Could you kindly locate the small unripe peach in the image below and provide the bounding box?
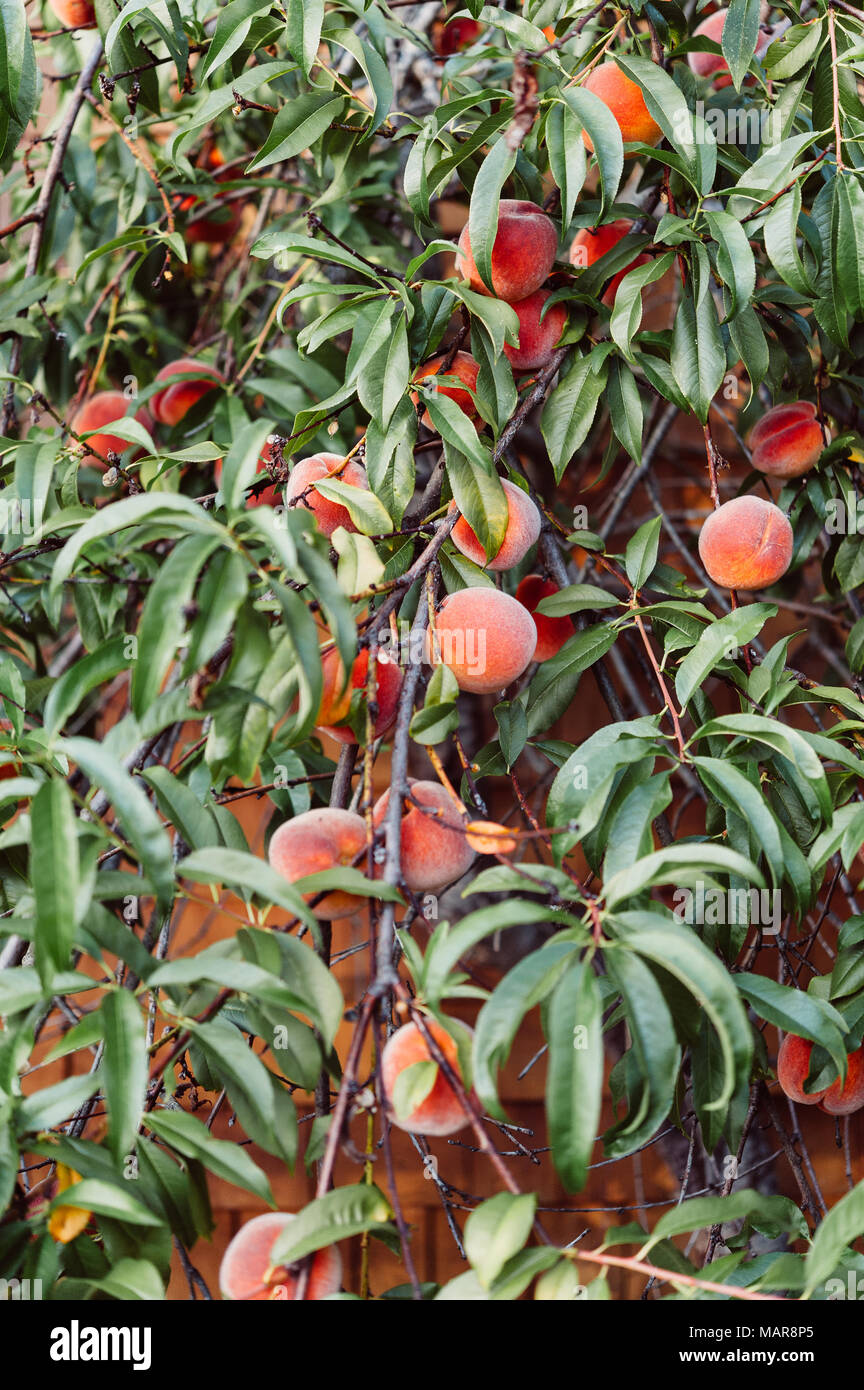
[412,351,480,429]
[451,479,541,571]
[268,808,367,920]
[381,1018,471,1136]
[697,496,793,591]
[748,401,825,480]
[581,61,663,151]
[515,574,572,662]
[569,220,651,306]
[501,290,568,372]
[425,586,538,693]
[219,1212,342,1301]
[284,453,368,537]
[372,779,475,893]
[151,358,223,426]
[455,200,558,301]
[51,0,96,27]
[68,391,152,466]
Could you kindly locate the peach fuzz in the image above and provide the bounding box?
[51,0,96,27]
[697,496,793,591]
[748,401,825,480]
[151,358,224,426]
[381,1018,472,1136]
[219,1212,342,1301]
[268,807,367,920]
[569,220,651,306]
[502,290,568,372]
[412,351,480,429]
[515,574,572,662]
[425,586,537,693]
[372,779,476,893]
[581,62,662,151]
[451,479,541,571]
[284,452,368,537]
[455,199,558,302]
[68,391,152,465]
[687,11,772,86]
[316,644,403,745]
[777,1033,827,1105]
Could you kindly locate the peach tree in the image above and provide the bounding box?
[1,0,864,1303]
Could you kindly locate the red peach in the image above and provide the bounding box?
[51,0,96,26]
[821,1045,864,1116]
[372,779,476,893]
[501,289,568,371]
[219,1212,342,1301]
[68,391,153,466]
[777,1034,827,1106]
[381,1018,472,1137]
[569,219,652,306]
[284,453,368,537]
[214,445,283,508]
[268,807,367,920]
[316,645,403,745]
[697,496,793,591]
[515,574,572,662]
[433,16,484,55]
[451,478,541,572]
[748,401,825,480]
[455,199,558,301]
[425,586,538,693]
[581,61,663,151]
[151,358,224,426]
[412,351,480,430]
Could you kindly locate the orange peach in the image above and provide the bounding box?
[51,0,96,27]
[372,779,475,893]
[425,586,537,693]
[697,496,793,591]
[581,61,663,151]
[381,1018,471,1136]
[777,1034,827,1106]
[316,645,403,745]
[151,358,224,426]
[455,199,558,301]
[284,453,368,537]
[501,289,568,371]
[68,391,152,465]
[515,574,572,662]
[412,351,480,429]
[748,401,825,480]
[268,808,367,920]
[569,219,651,306]
[219,1212,342,1301]
[451,479,541,571]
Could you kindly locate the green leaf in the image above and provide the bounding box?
[100,989,148,1166]
[246,94,344,173]
[721,0,763,91]
[145,1109,274,1205]
[466,138,517,293]
[48,1178,161,1227]
[735,975,848,1080]
[609,254,674,361]
[625,515,662,591]
[132,533,221,717]
[804,1182,864,1294]
[464,1192,536,1287]
[546,957,603,1192]
[559,88,623,219]
[80,1257,165,1301]
[269,1184,395,1264]
[541,351,609,482]
[285,0,324,77]
[392,1061,438,1121]
[675,604,776,709]
[645,1191,806,1252]
[706,209,757,320]
[31,780,79,987]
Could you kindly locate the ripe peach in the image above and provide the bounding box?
[455,199,558,301]
[372,779,475,893]
[381,1018,471,1136]
[412,351,480,429]
[68,391,153,465]
[451,478,541,571]
[151,358,224,426]
[284,453,368,537]
[180,145,243,246]
[268,807,367,920]
[51,0,96,27]
[569,220,651,306]
[501,289,567,371]
[433,15,484,55]
[697,496,793,591]
[581,61,663,151]
[465,820,518,855]
[219,1212,342,1301]
[425,586,537,693]
[777,1034,827,1106]
[687,10,772,86]
[515,574,572,662]
[748,401,825,480]
[316,645,403,745]
[821,1045,864,1116]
